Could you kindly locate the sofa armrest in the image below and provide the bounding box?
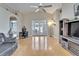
[4,37,16,43]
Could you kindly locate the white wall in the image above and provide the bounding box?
[0,3,75,39]
[22,11,53,36]
[52,3,76,40]
[0,6,22,36]
[61,3,75,20]
[52,10,60,39]
[17,13,23,32]
[0,4,62,39]
[22,10,60,39]
[53,3,75,39]
[0,7,13,36]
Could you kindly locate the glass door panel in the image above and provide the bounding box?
[32,20,48,50]
[34,23,39,35]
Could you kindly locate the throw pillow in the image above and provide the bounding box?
[0,36,4,44]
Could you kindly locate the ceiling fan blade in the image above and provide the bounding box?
[30,5,38,8]
[42,8,46,13]
[35,9,39,12]
[43,5,52,8]
[39,3,43,6]
[38,5,52,8]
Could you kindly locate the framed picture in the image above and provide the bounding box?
[74,3,79,16]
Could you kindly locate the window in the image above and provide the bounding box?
[32,20,48,35]
[9,16,17,37]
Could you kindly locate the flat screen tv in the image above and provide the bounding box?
[68,21,79,38]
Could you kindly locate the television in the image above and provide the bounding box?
[68,21,79,38]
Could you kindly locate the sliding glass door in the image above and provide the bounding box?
[32,20,48,36]
[32,20,48,50]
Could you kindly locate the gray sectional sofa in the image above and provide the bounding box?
[0,33,17,56]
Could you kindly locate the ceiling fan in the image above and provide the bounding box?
[30,3,52,13]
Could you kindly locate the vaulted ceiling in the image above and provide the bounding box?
[0,3,62,14]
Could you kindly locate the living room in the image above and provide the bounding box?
[0,3,79,56]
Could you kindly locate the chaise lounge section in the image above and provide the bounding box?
[0,33,17,56]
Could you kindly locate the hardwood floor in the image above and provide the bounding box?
[12,37,72,56]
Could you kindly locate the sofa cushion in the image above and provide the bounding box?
[0,33,5,44]
[0,33,16,43]
[0,42,17,56]
[0,37,4,44]
[4,37,16,43]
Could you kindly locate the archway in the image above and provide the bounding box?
[9,16,17,37]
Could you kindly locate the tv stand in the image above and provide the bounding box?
[60,35,79,55]
[59,19,79,55]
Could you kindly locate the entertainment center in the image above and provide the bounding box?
[59,18,79,56]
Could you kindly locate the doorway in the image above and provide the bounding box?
[32,20,48,50]
[9,16,17,37]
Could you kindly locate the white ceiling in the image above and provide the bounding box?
[1,3,62,14]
